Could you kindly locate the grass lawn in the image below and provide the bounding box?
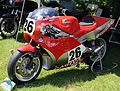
[0,32,120,91]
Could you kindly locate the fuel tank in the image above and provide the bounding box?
[52,16,80,34]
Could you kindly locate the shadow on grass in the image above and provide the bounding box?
[17,68,96,88]
[102,43,120,76]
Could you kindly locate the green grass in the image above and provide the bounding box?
[0,33,120,91]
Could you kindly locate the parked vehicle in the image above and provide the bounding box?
[0,1,7,17]
[0,0,18,38]
[7,7,114,83]
[0,0,38,39]
[0,7,19,39]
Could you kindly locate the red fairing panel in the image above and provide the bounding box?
[32,34,81,60]
[24,17,81,60]
[74,23,97,38]
[52,16,80,34]
[82,15,111,27]
[93,15,111,27]
[74,15,113,38]
[24,19,51,41]
[17,44,36,52]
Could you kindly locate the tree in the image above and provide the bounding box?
[113,0,120,22]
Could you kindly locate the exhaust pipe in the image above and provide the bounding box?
[94,45,104,53]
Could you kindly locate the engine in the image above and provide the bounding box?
[40,24,70,39]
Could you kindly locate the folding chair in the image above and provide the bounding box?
[87,4,103,16]
[109,16,120,44]
[95,8,103,17]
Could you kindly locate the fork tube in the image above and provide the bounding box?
[28,44,40,68]
[33,44,40,57]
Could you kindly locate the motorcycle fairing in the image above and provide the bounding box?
[36,36,82,60]
[74,16,114,42]
[23,17,82,61]
[96,19,114,38]
[68,45,86,63]
[17,44,36,52]
[24,28,86,70]
[42,44,86,70]
[74,22,97,38]
[77,20,114,43]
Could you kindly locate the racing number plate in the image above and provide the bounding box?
[24,18,35,36]
[68,45,86,63]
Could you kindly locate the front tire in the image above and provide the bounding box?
[7,51,42,83]
[84,37,107,66]
[0,17,18,39]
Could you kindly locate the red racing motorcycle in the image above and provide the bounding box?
[7,7,114,83]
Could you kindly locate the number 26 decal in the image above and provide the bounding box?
[68,45,86,63]
[24,18,35,35]
[68,46,81,62]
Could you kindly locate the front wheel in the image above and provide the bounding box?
[84,37,107,66]
[0,17,18,39]
[7,51,42,83]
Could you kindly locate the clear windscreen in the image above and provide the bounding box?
[27,7,59,20]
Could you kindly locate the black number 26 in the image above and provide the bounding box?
[69,47,81,61]
[24,20,34,33]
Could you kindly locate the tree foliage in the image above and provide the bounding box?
[73,0,119,18]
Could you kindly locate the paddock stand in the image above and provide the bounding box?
[91,51,103,73]
[90,51,118,74]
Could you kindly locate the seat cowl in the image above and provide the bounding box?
[74,23,97,38]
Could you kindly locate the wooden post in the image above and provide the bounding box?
[38,0,41,8]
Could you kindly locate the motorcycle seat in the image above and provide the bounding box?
[79,15,95,26]
[82,15,95,23]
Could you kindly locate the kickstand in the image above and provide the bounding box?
[91,53,103,73]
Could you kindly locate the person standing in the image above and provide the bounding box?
[61,0,76,13]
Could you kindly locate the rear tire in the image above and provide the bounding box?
[84,37,107,66]
[7,51,42,83]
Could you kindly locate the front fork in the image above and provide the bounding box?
[28,44,41,69]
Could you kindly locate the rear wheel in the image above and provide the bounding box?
[0,17,18,39]
[7,51,42,83]
[84,37,107,66]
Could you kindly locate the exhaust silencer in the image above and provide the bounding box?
[94,45,104,53]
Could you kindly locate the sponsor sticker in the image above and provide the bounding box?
[0,77,16,91]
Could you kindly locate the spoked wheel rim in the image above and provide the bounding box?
[1,18,18,37]
[90,38,107,62]
[15,52,40,82]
